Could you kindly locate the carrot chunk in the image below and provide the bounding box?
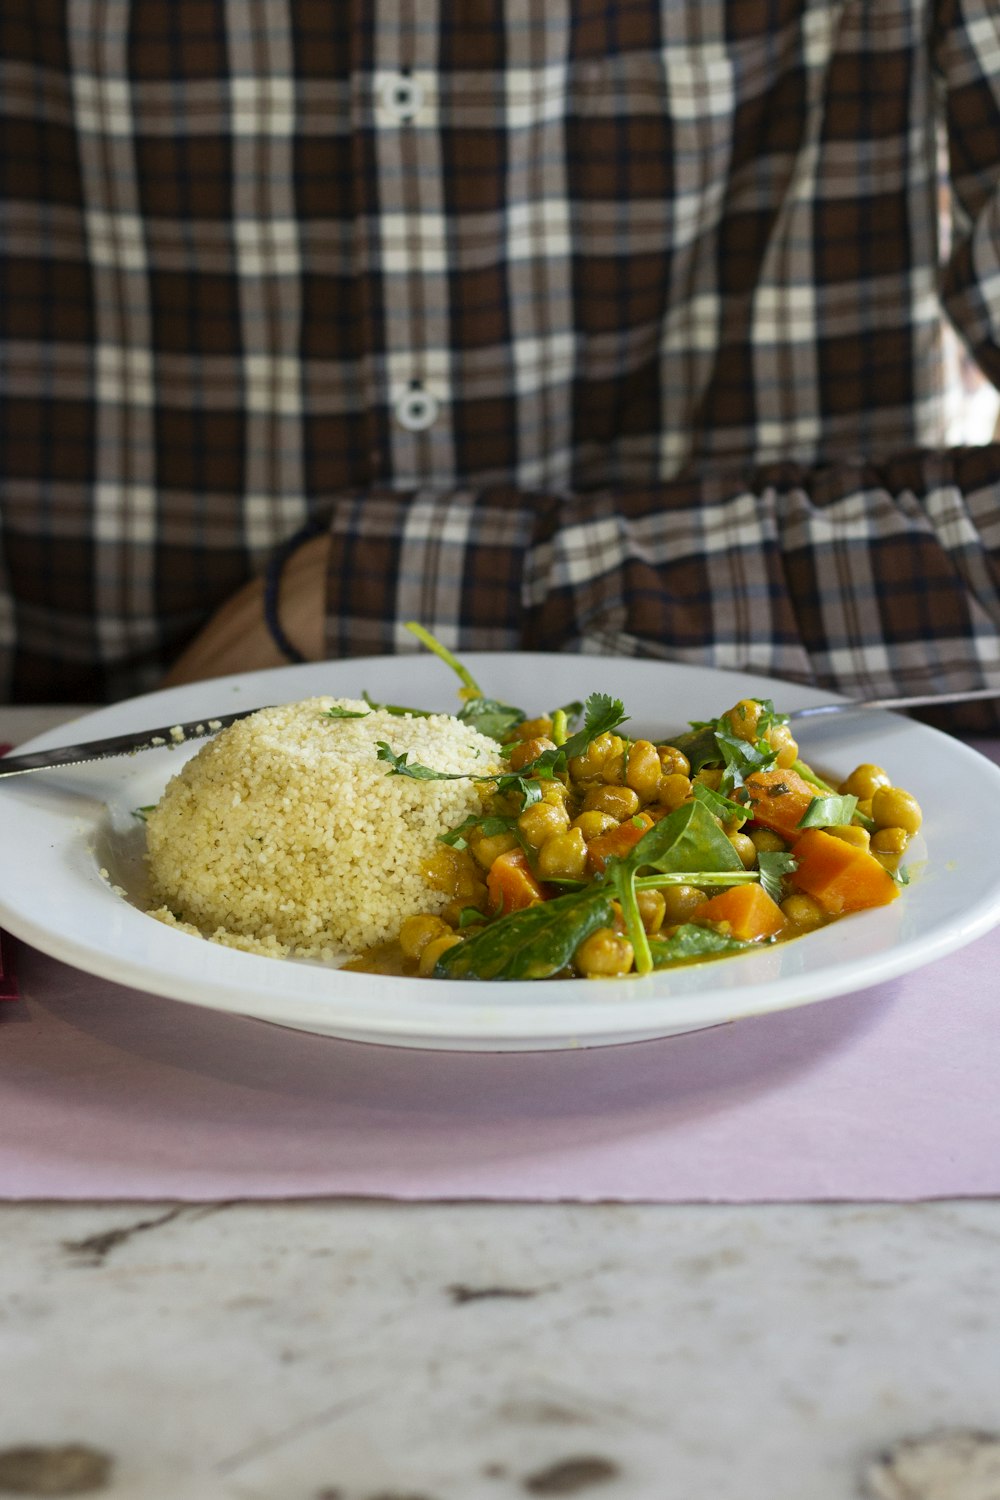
[690,883,787,941]
[486,847,546,914]
[585,813,655,875]
[789,827,899,915]
[742,767,818,841]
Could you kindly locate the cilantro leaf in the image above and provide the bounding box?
[323,705,371,720]
[756,850,798,903]
[512,693,629,782]
[691,780,748,824]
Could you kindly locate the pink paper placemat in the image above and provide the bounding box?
[2,737,997,1205]
[2,926,998,1203]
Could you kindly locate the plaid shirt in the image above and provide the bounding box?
[3,1,1000,724]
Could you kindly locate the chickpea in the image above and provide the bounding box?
[871,826,909,857]
[581,784,641,820]
[636,889,666,934]
[418,931,464,977]
[571,809,618,840]
[657,772,692,811]
[766,722,799,769]
[600,751,626,786]
[423,844,483,897]
[694,767,723,791]
[574,928,634,977]
[468,827,520,870]
[659,883,706,924]
[750,827,787,854]
[657,744,691,777]
[728,831,758,869]
[507,735,556,771]
[511,715,553,742]
[517,799,570,850]
[871,826,908,874]
[871,786,922,836]
[399,913,452,961]
[567,731,623,783]
[624,740,663,803]
[827,824,871,851]
[440,891,487,926]
[726,698,762,742]
[839,762,891,800]
[780,893,825,932]
[539,779,571,806]
[536,827,588,881]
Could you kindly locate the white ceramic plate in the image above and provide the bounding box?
[1,654,998,1050]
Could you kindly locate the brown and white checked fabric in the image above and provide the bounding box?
[2,1,1000,722]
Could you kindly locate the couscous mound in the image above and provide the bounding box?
[144,698,500,959]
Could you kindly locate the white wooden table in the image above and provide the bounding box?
[3,708,998,1500]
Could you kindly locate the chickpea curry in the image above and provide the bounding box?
[348,627,923,981]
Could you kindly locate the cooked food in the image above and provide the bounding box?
[145,698,500,958]
[142,630,922,979]
[385,690,920,980]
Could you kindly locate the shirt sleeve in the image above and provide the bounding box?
[935,0,1000,383]
[322,446,1000,731]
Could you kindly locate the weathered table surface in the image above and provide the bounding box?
[3,708,998,1500]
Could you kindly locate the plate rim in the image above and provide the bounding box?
[2,653,999,1049]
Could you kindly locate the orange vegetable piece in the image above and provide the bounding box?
[789,828,899,915]
[742,767,818,841]
[690,883,787,941]
[585,813,654,874]
[486,847,546,914]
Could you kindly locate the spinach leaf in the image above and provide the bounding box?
[602,860,650,974]
[601,799,746,975]
[796,792,859,829]
[648,923,757,967]
[623,799,746,877]
[668,723,720,774]
[458,697,525,741]
[435,887,615,980]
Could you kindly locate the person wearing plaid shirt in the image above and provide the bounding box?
[2,1,1000,727]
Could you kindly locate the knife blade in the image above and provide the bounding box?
[789,685,999,719]
[0,707,270,778]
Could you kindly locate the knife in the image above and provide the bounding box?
[788,684,999,719]
[0,707,270,779]
[0,684,996,780]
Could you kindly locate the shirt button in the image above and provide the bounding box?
[379,72,424,122]
[395,385,439,432]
